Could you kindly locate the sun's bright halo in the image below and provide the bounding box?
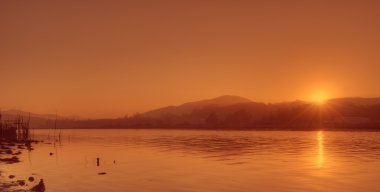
[311,91,329,104]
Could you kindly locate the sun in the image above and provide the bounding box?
[311,91,329,104]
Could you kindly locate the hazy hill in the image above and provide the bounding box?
[142,96,311,122]
[2,110,63,120]
[1,110,77,128]
[143,95,252,118]
[328,97,380,106]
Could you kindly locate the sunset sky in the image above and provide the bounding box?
[1,0,380,118]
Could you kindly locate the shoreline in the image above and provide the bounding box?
[0,138,44,192]
[30,127,380,132]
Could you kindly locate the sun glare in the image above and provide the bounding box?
[311,91,329,104]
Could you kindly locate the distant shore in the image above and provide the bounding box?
[30,127,380,131]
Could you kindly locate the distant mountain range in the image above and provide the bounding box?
[143,95,253,118]
[1,110,79,128]
[2,95,380,130]
[142,95,380,122]
[328,97,380,106]
[2,109,65,120]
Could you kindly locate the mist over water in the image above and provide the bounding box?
[4,129,380,192]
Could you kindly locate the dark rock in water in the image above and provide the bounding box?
[1,145,11,150]
[17,180,26,186]
[30,179,45,192]
[28,176,35,182]
[98,172,107,175]
[49,152,53,156]
[9,175,15,179]
[0,156,20,163]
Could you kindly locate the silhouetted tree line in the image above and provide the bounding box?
[34,101,380,130]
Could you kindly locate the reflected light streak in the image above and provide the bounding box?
[317,131,324,167]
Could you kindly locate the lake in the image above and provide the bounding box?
[3,129,380,192]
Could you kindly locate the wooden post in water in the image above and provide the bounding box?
[27,112,31,140]
[17,114,20,140]
[54,111,57,142]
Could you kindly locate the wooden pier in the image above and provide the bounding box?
[0,111,30,141]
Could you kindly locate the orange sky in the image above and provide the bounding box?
[1,0,380,118]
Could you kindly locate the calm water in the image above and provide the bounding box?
[4,129,380,192]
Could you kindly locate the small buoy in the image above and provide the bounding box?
[49,152,53,156]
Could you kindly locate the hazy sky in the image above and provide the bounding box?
[1,0,380,118]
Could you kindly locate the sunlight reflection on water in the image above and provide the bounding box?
[317,131,324,168]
